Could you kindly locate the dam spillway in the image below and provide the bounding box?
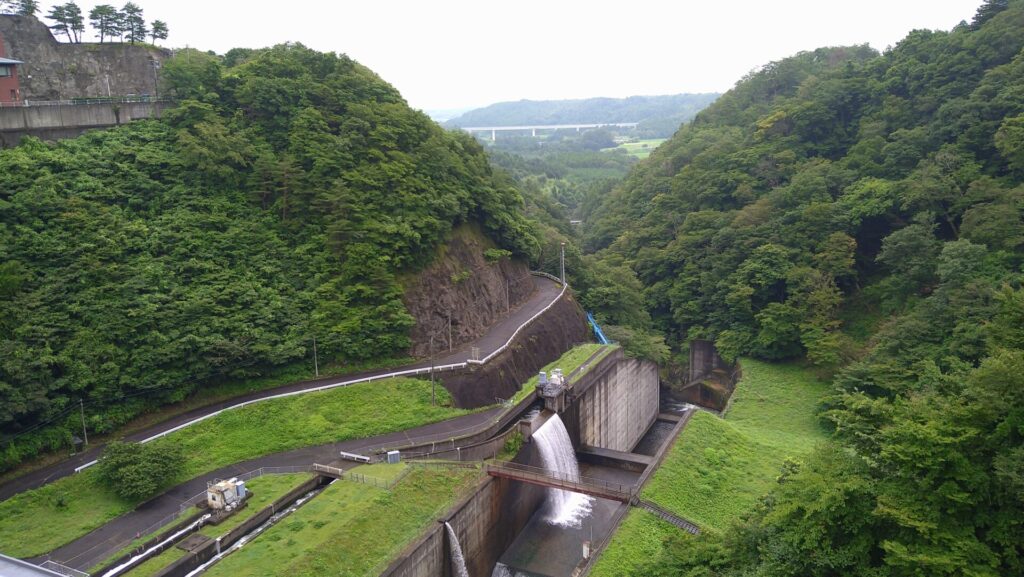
[532,414,593,528]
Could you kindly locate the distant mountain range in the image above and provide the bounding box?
[444,93,720,137]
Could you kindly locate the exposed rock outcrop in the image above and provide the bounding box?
[0,15,168,100]
[403,225,536,358]
[440,292,590,407]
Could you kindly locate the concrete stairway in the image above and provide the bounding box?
[633,498,701,535]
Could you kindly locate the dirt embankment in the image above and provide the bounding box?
[441,292,590,408]
[403,225,536,358]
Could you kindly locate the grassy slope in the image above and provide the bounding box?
[107,473,313,577]
[203,466,480,577]
[0,378,466,558]
[512,343,611,403]
[591,359,829,576]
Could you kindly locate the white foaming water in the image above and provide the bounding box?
[445,522,470,577]
[491,562,537,577]
[532,414,592,527]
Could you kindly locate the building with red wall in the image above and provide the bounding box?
[0,32,23,104]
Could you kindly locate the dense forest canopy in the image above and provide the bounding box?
[0,44,537,470]
[446,93,720,138]
[585,0,1024,574]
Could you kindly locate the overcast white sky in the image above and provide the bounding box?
[69,0,983,111]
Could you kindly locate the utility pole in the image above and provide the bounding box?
[313,336,319,377]
[448,313,452,353]
[79,399,88,446]
[430,335,436,406]
[560,242,566,285]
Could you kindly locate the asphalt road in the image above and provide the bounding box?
[0,276,562,504]
[37,407,506,570]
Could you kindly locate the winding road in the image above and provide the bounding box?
[0,276,563,505]
[37,409,507,570]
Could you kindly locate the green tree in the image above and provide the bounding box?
[995,115,1024,174]
[15,0,38,15]
[88,4,118,43]
[119,2,145,44]
[96,441,184,501]
[64,1,83,42]
[149,19,167,44]
[45,4,72,42]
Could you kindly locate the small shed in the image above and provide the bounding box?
[206,477,247,510]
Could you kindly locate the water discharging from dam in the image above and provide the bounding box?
[532,414,592,527]
[445,522,470,577]
[528,416,593,528]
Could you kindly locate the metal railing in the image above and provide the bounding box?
[0,96,173,108]
[312,463,410,490]
[74,273,567,475]
[468,274,567,366]
[484,461,636,502]
[58,465,314,571]
[39,560,90,577]
[635,498,700,535]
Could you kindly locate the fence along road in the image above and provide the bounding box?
[0,274,566,502]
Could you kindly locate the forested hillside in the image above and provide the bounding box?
[586,1,1024,575]
[0,44,537,471]
[446,93,719,137]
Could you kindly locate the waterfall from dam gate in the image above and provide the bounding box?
[533,414,593,528]
[445,522,470,577]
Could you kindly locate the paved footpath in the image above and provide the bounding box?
[0,276,562,504]
[36,407,505,570]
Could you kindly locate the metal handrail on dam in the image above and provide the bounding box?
[484,461,636,503]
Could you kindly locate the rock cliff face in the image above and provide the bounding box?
[403,225,536,358]
[441,293,590,407]
[0,15,168,100]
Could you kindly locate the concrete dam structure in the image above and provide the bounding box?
[381,349,663,577]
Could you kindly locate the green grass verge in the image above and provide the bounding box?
[100,473,313,577]
[590,509,679,576]
[0,355,412,489]
[511,343,611,404]
[0,378,465,558]
[198,473,314,538]
[591,359,829,577]
[203,466,480,577]
[350,462,408,483]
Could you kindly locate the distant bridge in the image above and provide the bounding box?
[460,122,639,141]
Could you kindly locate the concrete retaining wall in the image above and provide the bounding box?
[571,357,660,453]
[381,470,546,577]
[0,101,171,146]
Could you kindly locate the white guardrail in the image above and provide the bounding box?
[73,275,567,474]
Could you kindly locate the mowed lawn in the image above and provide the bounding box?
[0,378,467,558]
[591,359,830,576]
[203,466,480,577]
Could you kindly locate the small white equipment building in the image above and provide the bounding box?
[206,477,247,510]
